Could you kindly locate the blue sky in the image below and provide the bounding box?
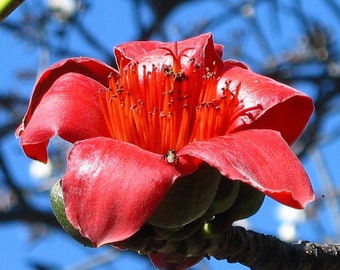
[1,1,340,269]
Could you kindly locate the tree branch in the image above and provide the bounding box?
[207,226,340,270]
[0,0,24,22]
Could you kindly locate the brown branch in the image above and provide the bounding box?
[207,226,340,270]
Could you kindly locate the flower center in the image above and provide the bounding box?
[99,51,260,154]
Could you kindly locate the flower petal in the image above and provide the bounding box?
[17,57,115,135]
[219,61,314,145]
[114,33,224,70]
[63,137,197,247]
[149,252,201,270]
[19,73,111,162]
[179,129,314,209]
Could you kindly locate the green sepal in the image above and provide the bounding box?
[227,182,265,221]
[165,217,204,241]
[147,163,221,228]
[50,179,94,247]
[206,177,240,216]
[112,224,155,251]
[201,181,265,240]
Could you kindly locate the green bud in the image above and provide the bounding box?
[151,226,179,241]
[200,212,231,240]
[201,181,265,240]
[206,177,240,216]
[50,180,94,247]
[166,217,204,241]
[227,182,265,221]
[201,221,219,239]
[113,224,155,251]
[147,163,221,228]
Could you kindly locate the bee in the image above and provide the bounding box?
[162,149,179,165]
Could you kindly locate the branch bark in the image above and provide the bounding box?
[207,226,340,270]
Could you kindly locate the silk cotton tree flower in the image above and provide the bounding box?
[16,33,314,269]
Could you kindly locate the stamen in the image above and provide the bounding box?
[99,54,262,154]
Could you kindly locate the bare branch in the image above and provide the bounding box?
[0,0,24,23]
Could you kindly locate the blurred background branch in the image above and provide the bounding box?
[1,0,340,269]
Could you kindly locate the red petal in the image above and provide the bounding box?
[179,129,314,209]
[114,40,165,68]
[115,33,224,70]
[63,137,197,247]
[219,61,314,145]
[17,57,115,138]
[19,73,110,162]
[148,252,201,270]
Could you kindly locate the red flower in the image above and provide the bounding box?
[17,33,314,252]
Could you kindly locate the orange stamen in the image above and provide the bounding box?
[99,48,261,154]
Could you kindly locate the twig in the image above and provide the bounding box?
[0,0,25,23]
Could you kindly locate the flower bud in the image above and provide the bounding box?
[227,182,265,221]
[147,163,221,228]
[50,179,94,247]
[206,177,240,216]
